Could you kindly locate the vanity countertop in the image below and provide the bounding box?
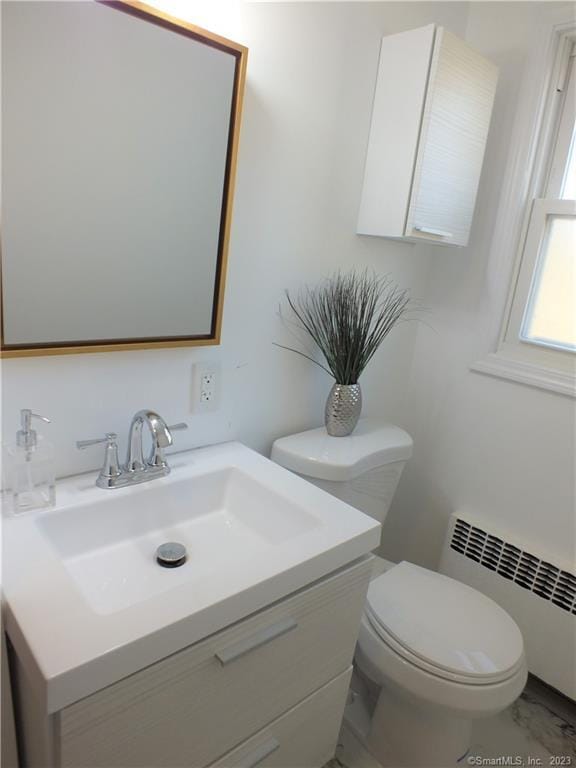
[3,441,380,713]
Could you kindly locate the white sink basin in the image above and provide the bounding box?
[3,441,379,713]
[37,467,319,615]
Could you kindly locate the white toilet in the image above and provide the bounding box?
[271,419,527,767]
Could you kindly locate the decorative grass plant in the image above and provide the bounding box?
[277,269,411,385]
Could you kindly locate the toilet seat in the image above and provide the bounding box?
[356,611,527,718]
[365,562,525,685]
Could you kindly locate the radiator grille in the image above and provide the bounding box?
[450,518,576,615]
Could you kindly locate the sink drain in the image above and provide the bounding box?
[156,542,187,568]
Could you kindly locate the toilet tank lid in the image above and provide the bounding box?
[271,419,413,481]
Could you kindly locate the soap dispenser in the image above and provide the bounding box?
[5,410,55,513]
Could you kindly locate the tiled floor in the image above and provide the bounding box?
[325,676,576,768]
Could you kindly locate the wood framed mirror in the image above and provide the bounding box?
[1,0,247,357]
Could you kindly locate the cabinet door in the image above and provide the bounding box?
[405,28,498,246]
[357,25,435,237]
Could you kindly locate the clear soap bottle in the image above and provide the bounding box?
[5,410,55,513]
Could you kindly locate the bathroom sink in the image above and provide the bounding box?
[36,467,318,616]
[3,441,379,712]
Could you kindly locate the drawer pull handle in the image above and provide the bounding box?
[242,737,280,768]
[215,618,297,665]
[413,225,452,238]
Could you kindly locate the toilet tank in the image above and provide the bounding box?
[271,419,412,525]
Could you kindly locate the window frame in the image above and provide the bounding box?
[502,37,575,368]
[472,21,576,397]
[546,46,576,200]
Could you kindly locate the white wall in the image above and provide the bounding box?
[1,2,469,480]
[382,2,576,572]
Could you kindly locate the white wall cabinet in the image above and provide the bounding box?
[357,25,498,247]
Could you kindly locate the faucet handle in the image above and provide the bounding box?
[77,432,118,450]
[148,423,188,470]
[77,433,123,488]
[167,423,188,433]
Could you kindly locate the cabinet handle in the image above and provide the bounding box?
[215,618,297,665]
[413,225,453,238]
[241,737,280,768]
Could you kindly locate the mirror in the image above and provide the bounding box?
[1,1,247,356]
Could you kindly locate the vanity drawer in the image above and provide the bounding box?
[59,558,371,768]
[209,667,352,768]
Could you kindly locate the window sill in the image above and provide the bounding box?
[470,353,576,397]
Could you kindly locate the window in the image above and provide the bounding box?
[520,207,575,352]
[500,34,576,381]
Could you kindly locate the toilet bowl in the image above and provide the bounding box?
[271,419,527,767]
[357,561,527,765]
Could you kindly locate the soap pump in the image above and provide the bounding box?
[5,410,55,513]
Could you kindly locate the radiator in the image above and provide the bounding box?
[439,512,576,700]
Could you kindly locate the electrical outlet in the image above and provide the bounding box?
[200,373,215,403]
[191,362,221,413]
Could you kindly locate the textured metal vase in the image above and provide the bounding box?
[324,383,362,437]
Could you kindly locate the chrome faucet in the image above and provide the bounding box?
[126,410,173,473]
[77,410,187,489]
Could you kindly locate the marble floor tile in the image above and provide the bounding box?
[470,678,576,765]
[325,676,576,768]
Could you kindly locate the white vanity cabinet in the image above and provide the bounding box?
[357,24,498,246]
[14,558,372,768]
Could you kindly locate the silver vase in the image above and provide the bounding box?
[324,383,362,437]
